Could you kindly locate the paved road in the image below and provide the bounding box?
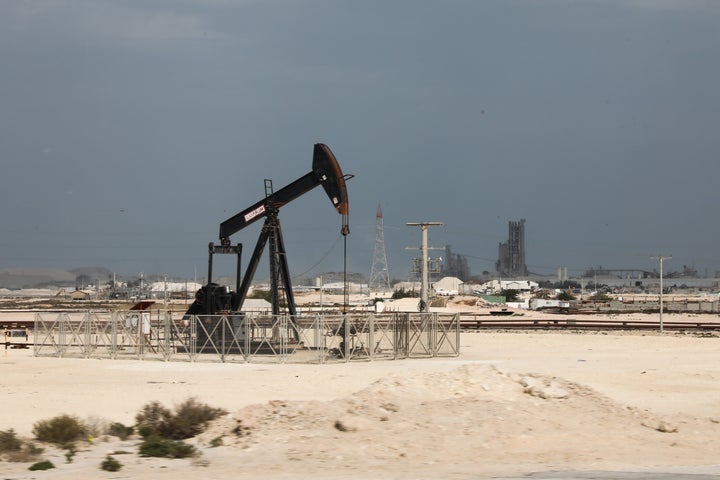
[495,470,720,480]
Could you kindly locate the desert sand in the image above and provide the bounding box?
[1,326,720,479]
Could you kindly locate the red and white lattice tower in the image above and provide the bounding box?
[369,203,391,292]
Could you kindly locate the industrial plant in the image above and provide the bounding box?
[496,219,528,278]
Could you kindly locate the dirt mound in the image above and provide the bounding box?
[194,364,720,478]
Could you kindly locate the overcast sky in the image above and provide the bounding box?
[1,0,719,281]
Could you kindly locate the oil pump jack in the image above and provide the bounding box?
[185,143,350,319]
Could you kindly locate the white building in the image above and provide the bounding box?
[474,279,538,294]
[432,276,463,296]
[530,298,570,310]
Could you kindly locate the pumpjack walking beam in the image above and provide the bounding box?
[219,143,349,246]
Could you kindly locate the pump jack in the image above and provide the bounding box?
[185,143,350,319]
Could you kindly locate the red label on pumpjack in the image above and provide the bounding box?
[244,205,266,222]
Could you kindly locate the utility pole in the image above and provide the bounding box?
[406,222,443,312]
[651,255,671,333]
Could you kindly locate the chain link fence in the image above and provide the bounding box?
[33,311,460,363]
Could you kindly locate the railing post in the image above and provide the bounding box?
[33,313,39,356]
[87,313,93,356]
[455,313,461,356]
[244,315,250,362]
[110,312,117,359]
[313,314,321,363]
[190,315,197,362]
[368,314,375,361]
[430,313,436,357]
[221,316,226,363]
[343,314,349,363]
[163,311,171,361]
[282,315,288,363]
[58,313,66,358]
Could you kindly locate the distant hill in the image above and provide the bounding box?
[0,267,364,290]
[0,268,77,289]
[0,267,115,289]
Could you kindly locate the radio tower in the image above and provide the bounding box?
[369,203,391,292]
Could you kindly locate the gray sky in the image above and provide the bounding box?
[1,0,719,281]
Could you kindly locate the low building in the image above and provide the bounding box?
[530,299,571,310]
[240,298,272,314]
[432,276,463,296]
[474,279,538,294]
[70,290,94,301]
[393,281,421,293]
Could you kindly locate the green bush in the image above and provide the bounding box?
[29,460,55,471]
[589,293,611,302]
[391,288,417,300]
[100,455,123,472]
[108,422,135,440]
[32,414,87,445]
[138,435,197,458]
[556,291,576,301]
[0,429,22,452]
[136,398,226,440]
[499,289,520,302]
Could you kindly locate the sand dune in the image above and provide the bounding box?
[1,330,719,479]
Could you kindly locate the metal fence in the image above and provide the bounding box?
[33,311,460,363]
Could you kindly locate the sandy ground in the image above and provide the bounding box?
[2,323,720,479]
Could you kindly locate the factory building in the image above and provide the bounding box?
[496,219,527,277]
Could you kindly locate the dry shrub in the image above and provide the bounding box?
[0,429,42,463]
[32,414,87,445]
[5,448,43,463]
[0,429,22,453]
[136,398,226,440]
[83,416,110,438]
[135,401,172,438]
[108,422,134,440]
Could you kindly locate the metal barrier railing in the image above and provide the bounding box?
[33,311,460,363]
